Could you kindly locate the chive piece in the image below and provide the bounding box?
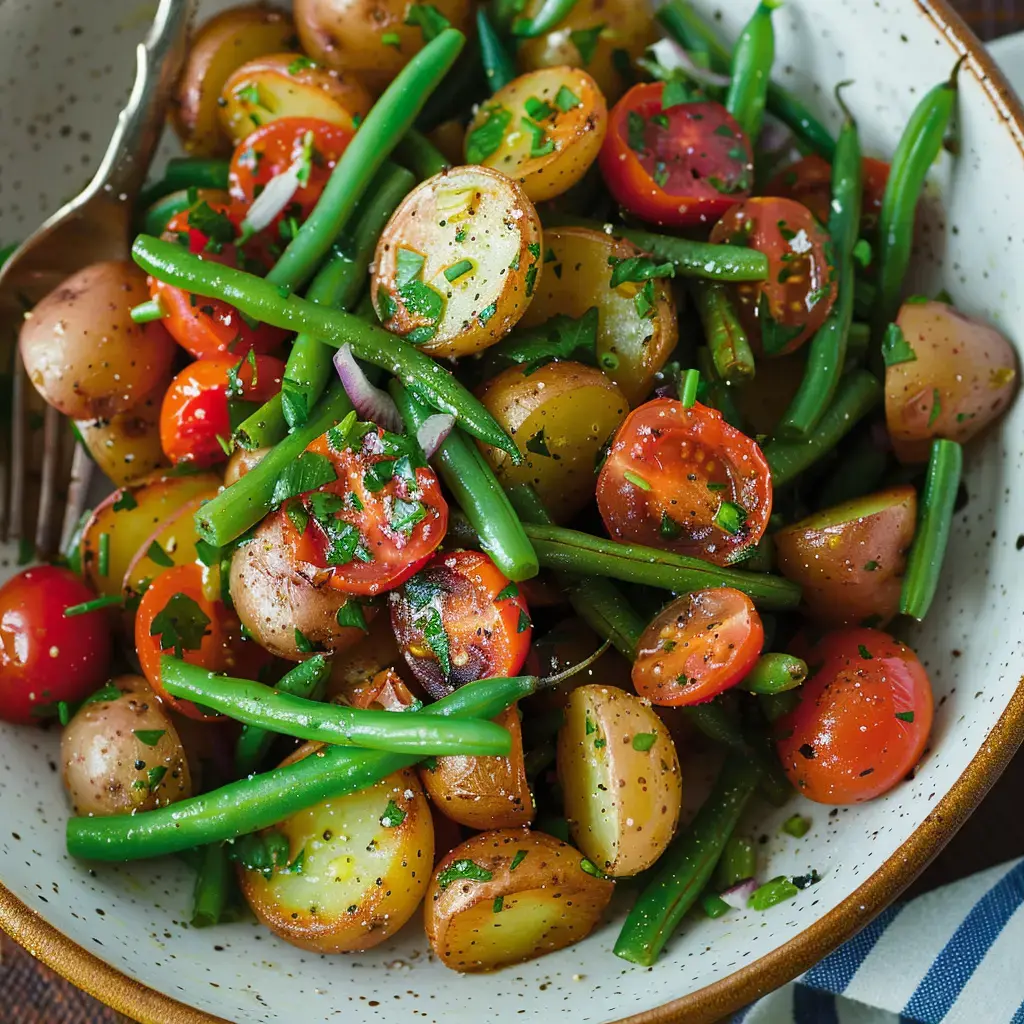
[443,258,474,283]
[679,369,700,408]
[98,533,110,578]
[64,594,125,617]
[781,814,810,838]
[130,298,167,323]
[623,470,651,491]
[748,876,800,911]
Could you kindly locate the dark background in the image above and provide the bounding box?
[2,2,1022,1021]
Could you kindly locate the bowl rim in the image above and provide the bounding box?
[2,3,1023,1023]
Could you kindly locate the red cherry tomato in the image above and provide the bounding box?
[599,84,753,228]
[280,429,448,597]
[632,587,763,706]
[150,201,289,359]
[389,550,532,700]
[775,628,933,804]
[159,354,285,467]
[596,398,772,566]
[229,117,354,227]
[0,566,113,725]
[709,197,837,357]
[135,564,269,721]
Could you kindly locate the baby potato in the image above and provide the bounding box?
[476,360,628,522]
[421,706,534,830]
[465,67,607,203]
[372,166,542,358]
[424,827,614,972]
[172,5,298,156]
[515,227,678,406]
[294,0,473,95]
[327,612,415,704]
[239,763,433,952]
[61,675,191,816]
[223,445,269,486]
[218,52,372,145]
[19,261,178,421]
[230,510,374,660]
[774,485,917,629]
[885,300,1018,463]
[558,684,681,877]
[516,0,657,103]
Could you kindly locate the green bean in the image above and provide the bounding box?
[695,347,745,429]
[395,129,450,180]
[740,653,807,695]
[142,189,193,236]
[66,675,536,862]
[235,656,332,778]
[679,368,701,408]
[778,87,862,439]
[748,876,799,910]
[701,890,731,918]
[137,157,230,209]
[512,0,578,37]
[129,298,166,324]
[854,278,876,321]
[725,0,780,141]
[391,382,538,582]
[267,29,465,292]
[816,432,888,508]
[693,281,755,384]
[763,370,882,488]
[899,439,962,621]
[614,755,761,965]
[760,689,799,722]
[873,61,962,339]
[714,834,757,890]
[477,7,516,91]
[132,235,519,461]
[161,657,513,757]
[191,843,232,928]
[845,321,871,372]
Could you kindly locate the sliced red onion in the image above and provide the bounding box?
[416,413,456,458]
[333,343,403,432]
[647,38,732,89]
[719,878,757,910]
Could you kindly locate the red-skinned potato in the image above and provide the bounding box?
[326,612,416,705]
[424,828,614,972]
[774,486,917,629]
[886,300,1017,463]
[223,446,269,486]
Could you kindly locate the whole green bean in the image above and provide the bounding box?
[477,7,516,91]
[512,0,579,37]
[142,189,193,236]
[267,29,464,291]
[235,656,332,778]
[763,370,883,488]
[395,129,450,180]
[66,675,536,862]
[899,439,962,621]
[873,62,962,338]
[191,843,232,928]
[760,689,800,722]
[740,653,808,695]
[725,1,780,141]
[816,432,888,508]
[696,347,745,429]
[855,278,876,321]
[137,157,230,210]
[845,321,871,372]
[614,755,761,965]
[701,890,731,918]
[693,280,756,384]
[132,235,519,461]
[391,382,539,582]
[161,657,512,757]
[714,834,757,890]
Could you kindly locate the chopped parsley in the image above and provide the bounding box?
[626,111,647,154]
[493,896,504,913]
[436,858,493,890]
[623,469,651,491]
[112,491,138,512]
[881,321,918,367]
[337,601,369,632]
[271,451,337,506]
[133,729,166,748]
[280,377,309,428]
[381,31,402,48]
[526,428,551,457]
[485,307,599,374]
[569,24,605,66]
[443,258,475,283]
[521,116,555,158]
[781,814,811,838]
[608,255,676,290]
[149,593,211,659]
[524,96,557,122]
[417,608,452,678]
[294,628,315,653]
[516,609,531,633]
[287,55,316,74]
[510,849,528,871]
[187,201,236,251]
[146,540,174,568]
[555,85,581,112]
[632,732,657,752]
[466,104,512,164]
[380,800,407,828]
[662,77,691,110]
[478,301,498,325]
[895,710,915,723]
[928,388,942,428]
[495,582,519,602]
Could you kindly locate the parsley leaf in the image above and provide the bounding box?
[149,593,211,659]
[608,255,675,290]
[380,800,407,827]
[227,832,292,879]
[495,582,519,602]
[417,608,451,678]
[133,729,166,747]
[714,501,748,535]
[287,55,315,74]
[483,307,599,374]
[626,111,646,153]
[632,732,657,751]
[466,104,512,164]
[436,859,493,890]
[526,428,551,457]
[187,201,236,249]
[882,322,918,367]
[112,491,138,512]
[555,86,581,112]
[570,23,605,66]
[510,849,528,871]
[895,710,915,723]
[146,540,174,568]
[280,377,308,429]
[337,601,370,632]
[271,452,337,506]
[294,627,315,653]
[403,572,450,610]
[521,116,555,158]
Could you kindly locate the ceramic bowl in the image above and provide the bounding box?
[2,2,1024,1022]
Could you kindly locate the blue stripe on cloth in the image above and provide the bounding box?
[803,901,904,993]
[1011,999,1024,1024]
[793,984,839,1024]
[901,859,1024,1022]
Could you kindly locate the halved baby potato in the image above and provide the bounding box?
[424,828,614,972]
[371,165,542,358]
[327,612,415,704]
[239,761,433,952]
[515,227,678,406]
[476,360,628,522]
[218,52,373,145]
[558,684,682,877]
[464,67,607,203]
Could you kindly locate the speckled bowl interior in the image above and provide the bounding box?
[2,2,1024,1022]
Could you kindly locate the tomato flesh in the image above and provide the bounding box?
[599,84,753,228]
[775,628,933,804]
[632,587,763,706]
[596,398,772,566]
[390,550,532,699]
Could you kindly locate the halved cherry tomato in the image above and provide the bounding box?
[775,628,933,804]
[632,587,763,706]
[159,354,285,467]
[0,567,113,725]
[766,155,890,236]
[135,564,270,721]
[150,201,289,359]
[228,117,353,227]
[280,428,448,597]
[596,398,772,567]
[599,84,753,228]
[709,197,837,357]
[389,550,532,700]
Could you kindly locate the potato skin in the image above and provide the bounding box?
[425,828,614,972]
[223,446,269,486]
[476,361,628,522]
[558,684,681,877]
[886,300,1018,463]
[19,261,178,421]
[326,612,416,704]
[61,675,191,816]
[239,762,433,952]
[774,486,917,629]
